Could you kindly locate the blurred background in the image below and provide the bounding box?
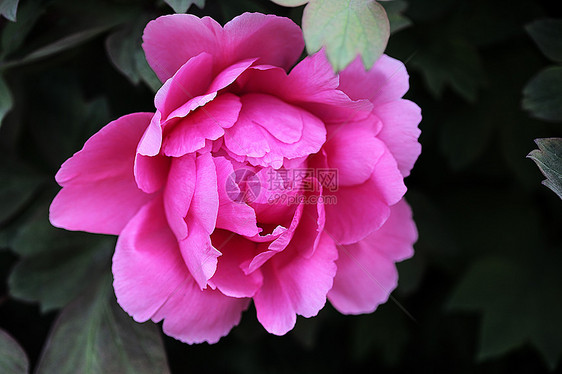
[0,0,561,373]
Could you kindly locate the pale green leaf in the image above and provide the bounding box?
[8,205,113,312]
[0,0,19,21]
[522,66,562,122]
[303,0,390,71]
[270,0,308,6]
[164,0,204,13]
[0,329,29,374]
[526,19,562,63]
[527,138,562,199]
[0,75,13,127]
[36,275,170,374]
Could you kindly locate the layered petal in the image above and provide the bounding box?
[209,230,262,298]
[322,113,382,186]
[323,141,406,244]
[213,156,260,236]
[224,93,326,169]
[328,200,417,314]
[177,153,221,289]
[223,13,304,71]
[253,233,338,335]
[163,94,242,157]
[50,113,154,235]
[143,15,222,82]
[338,54,409,106]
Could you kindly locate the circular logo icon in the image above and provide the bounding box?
[225,168,261,204]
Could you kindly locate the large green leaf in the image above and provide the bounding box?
[0,329,29,374]
[522,66,562,122]
[35,275,170,374]
[380,0,411,34]
[0,164,43,225]
[0,0,44,59]
[527,138,562,199]
[164,0,205,13]
[8,204,114,312]
[0,74,13,127]
[106,18,162,92]
[0,0,19,21]
[448,254,562,370]
[526,19,562,63]
[303,0,390,71]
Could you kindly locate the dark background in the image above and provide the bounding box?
[1,0,561,372]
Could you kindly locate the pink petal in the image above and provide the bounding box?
[338,54,409,106]
[154,52,214,122]
[213,156,260,236]
[137,112,163,157]
[209,230,262,298]
[328,200,417,314]
[178,153,221,289]
[224,93,326,169]
[143,15,222,82]
[152,278,250,344]
[324,143,406,244]
[164,155,196,240]
[50,113,154,235]
[224,13,304,72]
[322,113,382,186]
[162,94,242,157]
[134,152,170,194]
[253,233,338,335]
[375,100,422,177]
[112,195,187,322]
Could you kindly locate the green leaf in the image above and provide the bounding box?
[8,205,114,312]
[526,19,562,63]
[35,275,170,374]
[380,0,411,34]
[0,0,44,59]
[0,164,43,225]
[522,66,562,122]
[303,0,390,71]
[448,254,562,369]
[0,0,19,21]
[0,74,13,127]
[106,18,162,92]
[270,0,308,6]
[164,0,205,13]
[527,138,562,199]
[411,37,484,102]
[0,329,29,374]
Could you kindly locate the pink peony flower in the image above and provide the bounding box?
[50,13,421,343]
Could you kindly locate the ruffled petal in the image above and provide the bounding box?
[163,94,242,157]
[213,156,260,236]
[322,113,382,186]
[253,233,338,335]
[224,93,326,169]
[50,113,154,235]
[152,277,250,344]
[375,100,422,177]
[338,54,409,106]
[143,14,222,82]
[209,230,262,298]
[328,200,417,314]
[178,153,221,289]
[224,13,304,71]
